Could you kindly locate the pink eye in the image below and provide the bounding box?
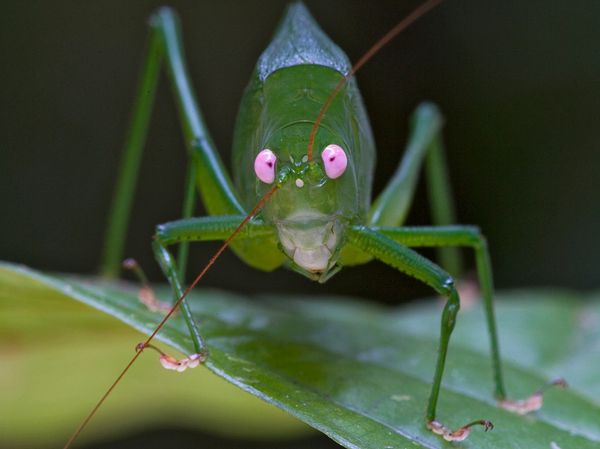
[254,149,277,184]
[321,144,347,179]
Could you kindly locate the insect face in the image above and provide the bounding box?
[252,125,352,281]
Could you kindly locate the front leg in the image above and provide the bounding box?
[347,225,492,441]
[375,225,566,414]
[148,215,275,364]
[376,225,505,399]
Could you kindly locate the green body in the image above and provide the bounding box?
[232,10,375,215]
[234,67,373,224]
[99,2,523,438]
[228,5,375,276]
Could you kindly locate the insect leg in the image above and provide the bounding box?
[101,7,245,277]
[347,225,492,440]
[374,225,505,399]
[368,102,462,276]
[119,162,202,316]
[376,225,566,413]
[152,239,206,357]
[176,158,197,280]
[151,216,275,357]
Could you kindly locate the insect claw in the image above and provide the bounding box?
[547,377,568,390]
[427,418,493,442]
[498,378,567,415]
[138,285,172,314]
[187,353,205,368]
[136,342,205,372]
[123,258,172,314]
[162,353,206,372]
[482,420,494,431]
[456,277,480,309]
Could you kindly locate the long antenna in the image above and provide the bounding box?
[63,185,278,449]
[306,0,444,160]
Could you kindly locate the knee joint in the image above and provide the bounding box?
[442,286,460,330]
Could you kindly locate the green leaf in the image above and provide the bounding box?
[1,261,599,449]
[0,264,309,448]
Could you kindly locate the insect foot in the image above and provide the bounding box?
[427,419,494,442]
[499,378,567,415]
[137,285,172,314]
[455,277,480,310]
[122,258,172,314]
[136,342,206,372]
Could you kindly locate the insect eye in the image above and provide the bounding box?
[321,144,348,179]
[254,149,277,184]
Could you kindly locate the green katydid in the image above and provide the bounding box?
[66,1,564,447]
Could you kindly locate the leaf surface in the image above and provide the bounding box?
[1,261,599,449]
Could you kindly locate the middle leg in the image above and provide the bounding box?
[368,102,462,276]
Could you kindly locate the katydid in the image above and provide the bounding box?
[66,1,564,447]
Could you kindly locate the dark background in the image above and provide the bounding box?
[2,1,599,448]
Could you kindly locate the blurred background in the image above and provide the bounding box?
[1,0,599,448]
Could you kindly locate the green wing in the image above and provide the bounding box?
[257,2,351,80]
